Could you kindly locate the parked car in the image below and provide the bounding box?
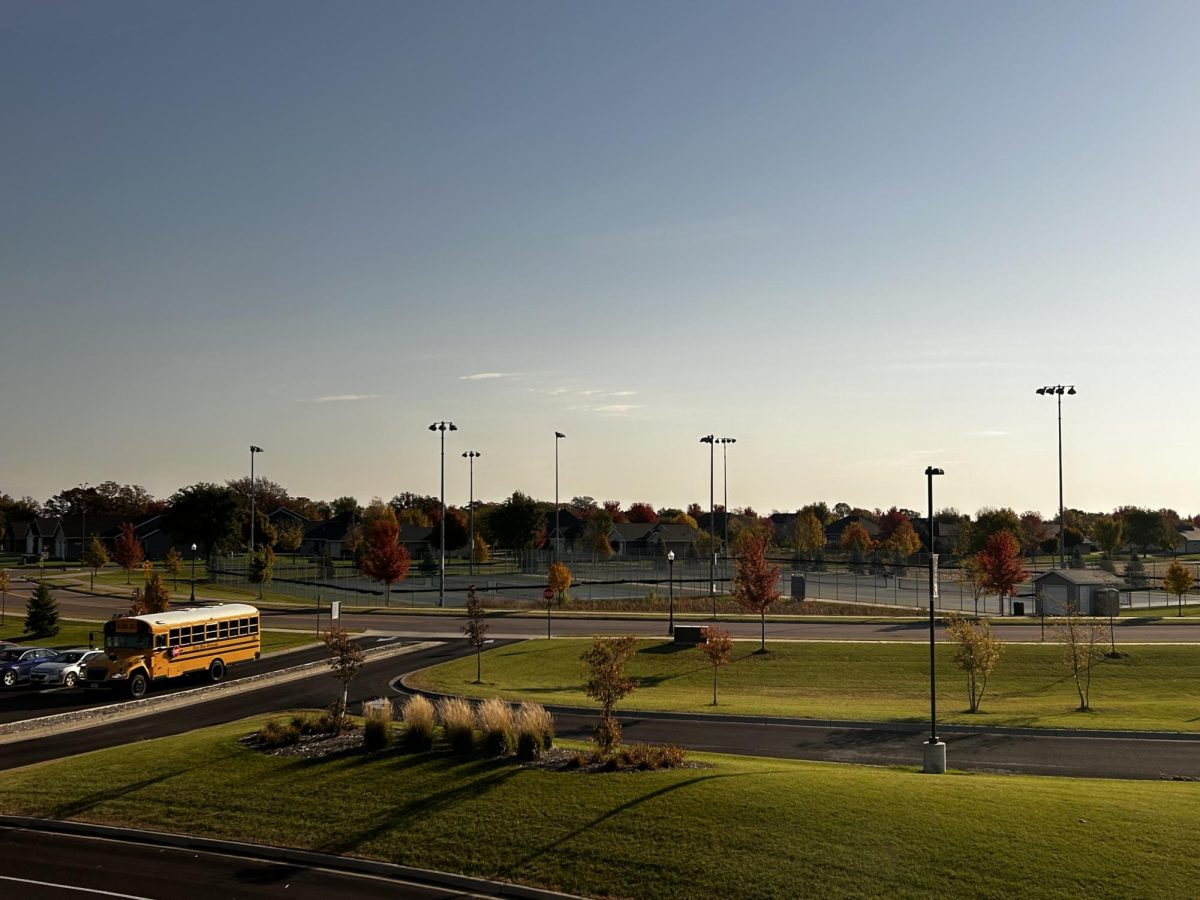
[29,648,103,689]
[0,647,60,688]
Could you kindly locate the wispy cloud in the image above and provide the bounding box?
[969,430,1011,437]
[569,403,643,416]
[460,372,515,381]
[303,394,383,404]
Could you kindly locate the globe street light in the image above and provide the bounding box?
[554,432,566,557]
[667,549,676,636]
[923,465,946,775]
[700,435,716,611]
[190,543,198,602]
[430,422,457,607]
[1036,385,1076,569]
[462,451,481,576]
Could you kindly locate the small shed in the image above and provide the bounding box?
[1033,569,1124,615]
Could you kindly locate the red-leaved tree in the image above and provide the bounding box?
[875,507,909,544]
[625,502,658,524]
[361,506,410,606]
[113,522,144,584]
[733,532,781,652]
[975,531,1027,617]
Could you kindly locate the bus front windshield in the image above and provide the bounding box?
[106,633,151,650]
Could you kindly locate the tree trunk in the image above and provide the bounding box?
[712,665,718,705]
[760,610,766,652]
[475,647,481,684]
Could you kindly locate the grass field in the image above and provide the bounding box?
[0,620,315,655]
[409,638,1200,733]
[0,717,1197,899]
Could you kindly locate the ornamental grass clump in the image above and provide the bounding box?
[477,697,515,757]
[257,720,301,749]
[401,695,435,752]
[514,702,555,761]
[437,697,476,754]
[362,698,394,752]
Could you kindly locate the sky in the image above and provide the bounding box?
[3,1,1200,518]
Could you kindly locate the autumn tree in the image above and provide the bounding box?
[1163,559,1194,617]
[732,532,781,652]
[548,561,572,608]
[162,546,183,591]
[672,512,700,531]
[1019,511,1049,558]
[875,507,909,545]
[700,625,733,705]
[471,533,490,564]
[945,614,1004,713]
[961,556,988,616]
[1055,605,1107,711]
[113,522,144,584]
[791,510,826,569]
[360,504,411,606]
[882,520,922,565]
[462,585,489,683]
[580,635,637,754]
[430,507,468,551]
[24,582,60,637]
[625,502,658,524]
[276,522,304,560]
[585,510,615,560]
[840,521,874,555]
[139,572,172,615]
[975,531,1027,617]
[1091,515,1125,559]
[397,507,432,528]
[602,500,627,524]
[323,625,365,724]
[82,536,109,590]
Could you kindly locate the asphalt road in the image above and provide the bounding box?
[0,828,486,899]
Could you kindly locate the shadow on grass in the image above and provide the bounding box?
[637,643,693,656]
[50,768,195,819]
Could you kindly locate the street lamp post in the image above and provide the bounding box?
[667,550,676,636]
[430,422,458,607]
[554,432,565,557]
[719,437,736,587]
[700,435,716,612]
[463,451,480,576]
[249,446,263,568]
[923,465,946,775]
[1036,385,1076,570]
[190,543,197,602]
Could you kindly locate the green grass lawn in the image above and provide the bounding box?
[0,717,1196,899]
[1,619,314,655]
[410,638,1200,733]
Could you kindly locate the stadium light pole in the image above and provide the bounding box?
[923,465,946,774]
[463,451,480,576]
[719,438,736,580]
[249,446,263,567]
[700,435,716,612]
[430,422,457,606]
[1036,385,1076,569]
[554,432,566,557]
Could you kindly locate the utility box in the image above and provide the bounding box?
[1093,588,1121,618]
[1012,600,1025,616]
[791,574,806,601]
[673,624,711,644]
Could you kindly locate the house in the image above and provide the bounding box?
[12,517,67,560]
[647,522,700,556]
[1177,529,1200,554]
[301,512,357,559]
[545,509,588,552]
[1033,569,1124,616]
[398,523,435,556]
[607,523,656,556]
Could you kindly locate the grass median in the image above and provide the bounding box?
[0,716,1196,899]
[409,638,1200,733]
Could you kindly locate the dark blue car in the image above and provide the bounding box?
[0,647,60,688]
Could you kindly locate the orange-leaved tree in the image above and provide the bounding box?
[700,625,733,705]
[732,531,781,652]
[548,561,572,608]
[975,531,1027,617]
[360,503,410,606]
[1163,559,1194,618]
[113,522,144,584]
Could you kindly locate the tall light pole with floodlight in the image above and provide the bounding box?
[429,422,457,607]
[923,465,946,775]
[554,432,566,556]
[463,450,480,575]
[719,437,736,576]
[190,543,198,602]
[248,446,263,563]
[1036,385,1076,569]
[700,435,716,611]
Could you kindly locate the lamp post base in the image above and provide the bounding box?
[922,739,946,774]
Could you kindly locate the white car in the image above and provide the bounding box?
[29,649,104,689]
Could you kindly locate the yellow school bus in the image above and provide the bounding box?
[85,603,261,699]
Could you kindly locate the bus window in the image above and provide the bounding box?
[155,634,167,649]
[206,624,218,641]
[249,618,259,635]
[218,621,230,639]
[169,628,180,646]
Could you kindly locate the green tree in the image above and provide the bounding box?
[487,491,544,553]
[1124,550,1147,589]
[1122,508,1166,555]
[1163,559,1194,617]
[82,535,109,590]
[249,546,275,597]
[164,483,246,555]
[944,614,1004,713]
[966,508,1023,554]
[113,522,144,584]
[462,585,489,683]
[580,635,637,754]
[163,546,183,591]
[1091,515,1125,559]
[25,582,60,637]
[276,522,304,560]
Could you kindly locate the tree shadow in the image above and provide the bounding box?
[50,768,194,819]
[637,643,692,656]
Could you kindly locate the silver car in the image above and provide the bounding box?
[29,649,104,689]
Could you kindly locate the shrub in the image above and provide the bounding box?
[437,697,476,754]
[401,695,435,752]
[514,702,555,761]
[476,697,515,757]
[616,743,687,770]
[291,710,342,736]
[363,698,394,752]
[257,720,300,749]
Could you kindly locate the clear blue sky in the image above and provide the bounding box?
[3,1,1199,517]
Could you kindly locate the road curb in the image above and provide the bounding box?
[398,676,1200,743]
[0,640,439,746]
[0,816,584,900]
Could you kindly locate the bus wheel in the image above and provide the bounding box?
[127,671,149,699]
[208,659,226,683]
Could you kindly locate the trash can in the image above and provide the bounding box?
[791,574,806,601]
[1012,600,1025,616]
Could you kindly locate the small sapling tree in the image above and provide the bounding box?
[975,531,1026,617]
[141,572,172,614]
[323,626,366,725]
[548,561,572,608]
[462,584,489,684]
[113,522,144,585]
[249,546,275,598]
[1055,604,1107,711]
[360,505,411,606]
[82,536,109,591]
[700,625,733,705]
[732,532,781,652]
[1163,559,1193,618]
[944,614,1004,713]
[580,635,637,754]
[163,546,183,592]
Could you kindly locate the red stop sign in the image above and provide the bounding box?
[543,588,554,601]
